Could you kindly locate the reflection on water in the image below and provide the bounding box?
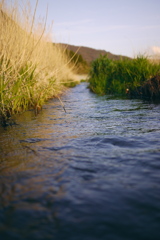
[0,83,160,240]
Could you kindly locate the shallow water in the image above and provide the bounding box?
[0,83,160,240]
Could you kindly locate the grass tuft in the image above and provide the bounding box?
[89,54,160,97]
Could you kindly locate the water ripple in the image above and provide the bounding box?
[0,83,160,240]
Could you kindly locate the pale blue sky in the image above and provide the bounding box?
[30,0,160,57]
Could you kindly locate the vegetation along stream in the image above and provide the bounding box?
[0,82,160,240]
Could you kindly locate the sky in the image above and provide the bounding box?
[27,0,160,57]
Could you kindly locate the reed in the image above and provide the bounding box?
[0,0,76,125]
[89,55,160,96]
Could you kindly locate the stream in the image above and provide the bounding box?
[0,82,160,240]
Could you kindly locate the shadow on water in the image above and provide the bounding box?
[0,83,160,240]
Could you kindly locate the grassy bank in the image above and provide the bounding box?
[0,0,76,126]
[89,55,160,97]
[65,48,90,74]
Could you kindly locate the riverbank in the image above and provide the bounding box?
[126,75,160,100]
[0,0,77,126]
[89,55,160,100]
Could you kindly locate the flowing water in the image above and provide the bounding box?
[0,83,160,240]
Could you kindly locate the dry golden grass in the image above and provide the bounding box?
[0,0,76,125]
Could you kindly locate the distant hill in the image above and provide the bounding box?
[60,43,131,64]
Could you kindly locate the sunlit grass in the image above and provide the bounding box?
[0,0,76,125]
[89,55,160,96]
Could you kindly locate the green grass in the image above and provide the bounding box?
[89,54,160,96]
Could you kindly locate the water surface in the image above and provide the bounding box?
[0,83,160,240]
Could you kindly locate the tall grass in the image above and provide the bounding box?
[65,49,90,74]
[89,55,160,96]
[0,0,76,125]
